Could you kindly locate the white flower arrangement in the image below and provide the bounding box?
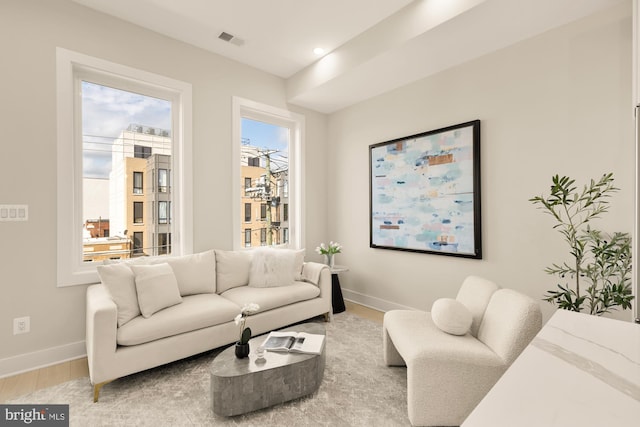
[234,303,260,344]
[315,241,342,256]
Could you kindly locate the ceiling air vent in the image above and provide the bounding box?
[218,31,244,47]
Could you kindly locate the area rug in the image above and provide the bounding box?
[9,312,409,426]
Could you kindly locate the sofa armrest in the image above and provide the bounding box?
[86,284,118,385]
[302,262,331,302]
[301,261,327,286]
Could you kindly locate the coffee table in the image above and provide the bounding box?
[210,322,326,416]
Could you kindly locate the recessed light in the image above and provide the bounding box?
[313,47,325,56]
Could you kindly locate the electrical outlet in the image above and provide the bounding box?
[13,316,30,335]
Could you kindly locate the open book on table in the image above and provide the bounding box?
[261,331,325,355]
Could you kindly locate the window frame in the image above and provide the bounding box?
[56,48,192,286]
[232,97,304,250]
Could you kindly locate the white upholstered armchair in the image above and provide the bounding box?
[383,276,542,426]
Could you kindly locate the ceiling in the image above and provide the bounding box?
[71,0,625,113]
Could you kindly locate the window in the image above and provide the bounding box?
[158,201,168,224]
[244,203,251,222]
[260,228,267,245]
[244,177,252,195]
[158,169,169,193]
[133,172,143,194]
[233,97,304,250]
[133,202,143,224]
[133,232,143,255]
[283,203,289,222]
[134,145,152,159]
[57,48,192,286]
[158,233,171,255]
[244,229,252,247]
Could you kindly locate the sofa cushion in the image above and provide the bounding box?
[221,282,320,313]
[157,250,216,296]
[117,294,241,346]
[249,247,297,287]
[131,263,183,318]
[431,298,473,336]
[96,263,140,327]
[215,250,252,293]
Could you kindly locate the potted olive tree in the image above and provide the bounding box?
[530,173,633,315]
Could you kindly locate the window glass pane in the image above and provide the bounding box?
[158,201,168,224]
[158,169,168,193]
[240,118,289,247]
[133,172,143,194]
[81,81,172,261]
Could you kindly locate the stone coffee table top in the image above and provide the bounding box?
[210,322,326,416]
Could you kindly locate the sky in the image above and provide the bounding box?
[82,81,171,179]
[82,81,289,179]
[241,118,289,172]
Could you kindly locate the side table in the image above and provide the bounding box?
[329,265,348,314]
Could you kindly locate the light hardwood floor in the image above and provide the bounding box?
[0,302,383,402]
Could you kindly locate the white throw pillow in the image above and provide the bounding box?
[431,298,473,336]
[96,263,141,327]
[163,250,216,296]
[271,247,305,280]
[215,250,252,293]
[248,248,296,288]
[131,263,183,318]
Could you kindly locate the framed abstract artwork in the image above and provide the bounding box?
[369,120,481,259]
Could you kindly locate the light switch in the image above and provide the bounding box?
[0,205,28,221]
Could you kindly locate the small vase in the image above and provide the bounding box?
[325,254,335,268]
[235,342,250,359]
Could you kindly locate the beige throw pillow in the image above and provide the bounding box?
[163,250,216,296]
[215,250,252,293]
[96,263,140,327]
[131,263,182,318]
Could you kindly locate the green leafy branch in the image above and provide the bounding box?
[529,174,633,315]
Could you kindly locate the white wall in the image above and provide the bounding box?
[328,2,634,323]
[0,0,327,373]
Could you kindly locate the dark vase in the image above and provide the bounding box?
[235,342,250,359]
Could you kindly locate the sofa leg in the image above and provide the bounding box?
[323,312,332,322]
[93,380,112,403]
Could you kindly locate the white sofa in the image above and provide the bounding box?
[383,276,542,426]
[86,248,331,402]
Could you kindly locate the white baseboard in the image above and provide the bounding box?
[341,288,417,312]
[0,341,86,379]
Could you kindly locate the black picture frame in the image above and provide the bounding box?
[369,120,482,259]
